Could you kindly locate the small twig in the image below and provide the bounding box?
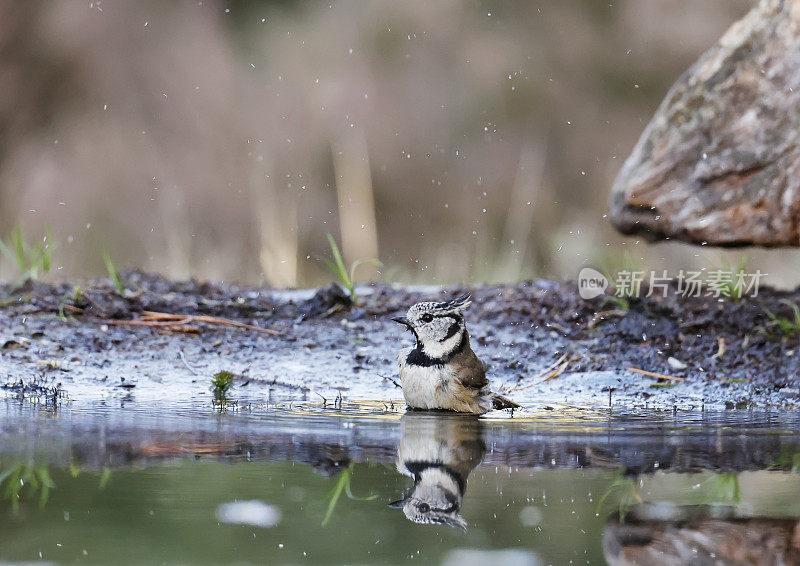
[322,303,345,318]
[627,367,684,382]
[106,318,191,327]
[62,304,84,314]
[161,324,200,333]
[546,322,570,334]
[380,374,402,388]
[82,293,107,314]
[538,353,568,378]
[587,309,627,329]
[179,351,199,376]
[144,311,279,334]
[711,337,726,359]
[505,354,579,392]
[541,356,578,382]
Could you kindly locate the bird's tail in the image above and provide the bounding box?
[492,393,520,410]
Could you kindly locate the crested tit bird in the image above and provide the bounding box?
[392,293,519,415]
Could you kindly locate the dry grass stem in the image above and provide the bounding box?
[106,311,280,335]
[587,309,628,329]
[712,337,726,359]
[627,367,684,382]
[505,354,580,392]
[541,356,580,382]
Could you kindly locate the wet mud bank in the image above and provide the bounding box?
[1,271,799,410]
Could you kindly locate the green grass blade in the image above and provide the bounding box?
[325,234,357,298]
[781,300,800,328]
[0,464,18,487]
[0,238,14,265]
[348,259,365,285]
[103,251,124,294]
[348,258,381,286]
[12,225,26,272]
[326,234,348,280]
[99,467,112,490]
[35,466,54,508]
[344,481,378,501]
[41,247,50,274]
[323,258,348,289]
[4,467,22,510]
[41,224,56,275]
[321,466,352,526]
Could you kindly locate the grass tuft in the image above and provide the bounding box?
[763,299,800,337]
[210,370,235,401]
[596,472,640,523]
[598,250,642,308]
[0,462,55,510]
[705,255,749,300]
[0,224,57,282]
[601,294,630,312]
[322,233,381,304]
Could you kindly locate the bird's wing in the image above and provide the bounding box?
[451,349,489,390]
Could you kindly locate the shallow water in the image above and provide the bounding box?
[1,397,799,565]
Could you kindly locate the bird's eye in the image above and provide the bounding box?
[417,503,430,513]
[420,313,433,323]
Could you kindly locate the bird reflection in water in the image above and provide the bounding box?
[388,412,485,531]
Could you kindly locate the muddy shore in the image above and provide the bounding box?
[1,271,799,410]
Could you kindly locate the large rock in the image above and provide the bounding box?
[610,0,800,246]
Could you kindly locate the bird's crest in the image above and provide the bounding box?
[387,496,468,532]
[431,293,472,314]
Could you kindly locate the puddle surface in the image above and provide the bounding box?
[1,398,799,565]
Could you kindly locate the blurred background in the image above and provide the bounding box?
[4,0,797,289]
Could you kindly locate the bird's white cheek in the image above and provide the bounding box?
[422,332,462,359]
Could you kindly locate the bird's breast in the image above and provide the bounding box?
[399,363,446,410]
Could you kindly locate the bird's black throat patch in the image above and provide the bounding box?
[406,331,467,367]
[404,461,467,496]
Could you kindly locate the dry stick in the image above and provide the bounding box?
[538,353,568,377]
[627,367,684,382]
[313,391,328,407]
[106,310,280,335]
[62,304,84,314]
[179,351,199,376]
[587,309,627,329]
[541,356,579,382]
[161,324,201,334]
[711,337,726,359]
[505,354,578,392]
[379,374,402,388]
[148,312,279,335]
[107,319,192,327]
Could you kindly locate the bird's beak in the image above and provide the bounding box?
[387,498,406,509]
[392,316,411,328]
